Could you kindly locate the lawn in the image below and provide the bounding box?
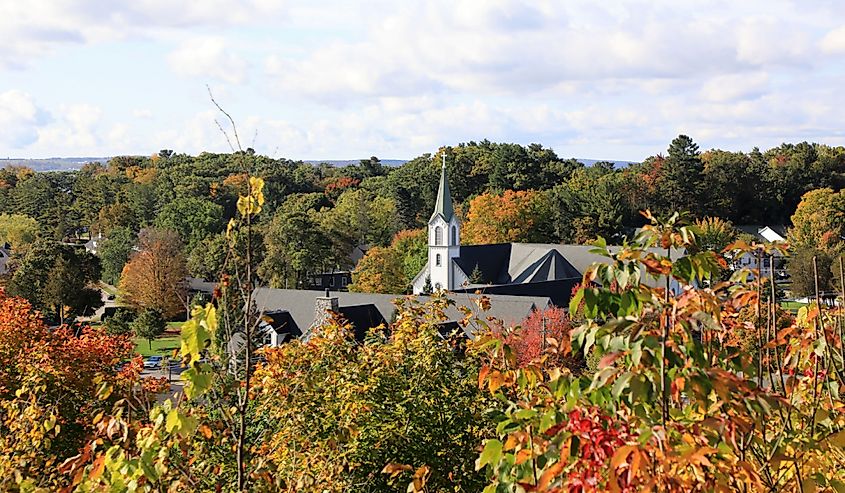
[133,335,181,357]
[781,301,808,313]
[99,282,118,297]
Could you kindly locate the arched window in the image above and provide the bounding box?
[434,226,443,245]
[451,225,457,244]
[435,253,442,266]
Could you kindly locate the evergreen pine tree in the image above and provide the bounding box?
[662,134,704,216]
[469,263,483,284]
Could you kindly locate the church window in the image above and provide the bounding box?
[436,253,442,266]
[434,226,443,245]
[451,225,457,244]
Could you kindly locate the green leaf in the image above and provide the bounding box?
[569,288,584,316]
[631,342,643,367]
[182,363,213,400]
[476,439,503,471]
[164,408,197,437]
[671,257,694,283]
[612,372,633,399]
[539,410,557,433]
[181,303,215,363]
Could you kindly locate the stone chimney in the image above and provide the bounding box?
[311,289,339,335]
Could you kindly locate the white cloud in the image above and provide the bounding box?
[6,0,845,160]
[0,90,50,149]
[168,37,249,84]
[820,25,845,54]
[0,1,289,69]
[35,104,103,153]
[699,72,770,102]
[263,0,833,107]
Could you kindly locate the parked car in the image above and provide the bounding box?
[143,355,163,369]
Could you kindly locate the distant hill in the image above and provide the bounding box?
[577,159,636,168]
[303,159,408,167]
[0,157,109,172]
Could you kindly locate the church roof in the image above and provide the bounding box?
[430,161,454,222]
[452,242,685,299]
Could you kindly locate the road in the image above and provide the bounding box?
[141,364,185,396]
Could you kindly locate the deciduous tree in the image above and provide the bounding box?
[789,188,845,250]
[0,213,39,253]
[98,226,135,285]
[119,228,188,319]
[348,246,408,294]
[131,308,166,350]
[155,197,224,253]
[7,241,102,324]
[462,190,552,244]
[0,290,133,489]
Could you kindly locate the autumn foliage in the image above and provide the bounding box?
[0,289,133,489]
[505,306,576,368]
[462,190,550,244]
[119,227,188,319]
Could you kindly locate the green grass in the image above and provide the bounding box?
[781,301,808,313]
[133,335,180,357]
[100,283,118,296]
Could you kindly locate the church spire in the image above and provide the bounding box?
[431,153,454,222]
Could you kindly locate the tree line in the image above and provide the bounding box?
[0,136,843,305]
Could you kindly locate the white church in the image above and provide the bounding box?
[411,158,682,307]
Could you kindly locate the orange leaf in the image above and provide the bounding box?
[538,460,566,490]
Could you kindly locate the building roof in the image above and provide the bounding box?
[453,278,581,307]
[187,277,218,294]
[735,225,788,243]
[252,287,551,339]
[430,161,454,222]
[453,243,682,286]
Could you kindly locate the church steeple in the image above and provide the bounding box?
[418,151,462,294]
[430,153,454,222]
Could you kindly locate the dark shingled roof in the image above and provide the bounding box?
[262,310,301,340]
[252,288,551,340]
[443,242,685,308]
[452,278,581,307]
[338,304,388,341]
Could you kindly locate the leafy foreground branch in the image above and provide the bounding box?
[475,212,845,492]
[5,209,845,492]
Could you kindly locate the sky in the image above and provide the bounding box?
[2,0,845,162]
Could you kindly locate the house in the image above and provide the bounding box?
[0,247,10,275]
[411,159,683,304]
[84,233,105,255]
[735,225,787,244]
[251,287,552,345]
[733,225,788,279]
[305,271,353,291]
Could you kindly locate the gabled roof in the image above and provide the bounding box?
[735,225,788,243]
[430,163,454,222]
[449,242,684,295]
[251,287,550,339]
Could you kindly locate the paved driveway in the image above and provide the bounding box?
[141,363,185,396]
